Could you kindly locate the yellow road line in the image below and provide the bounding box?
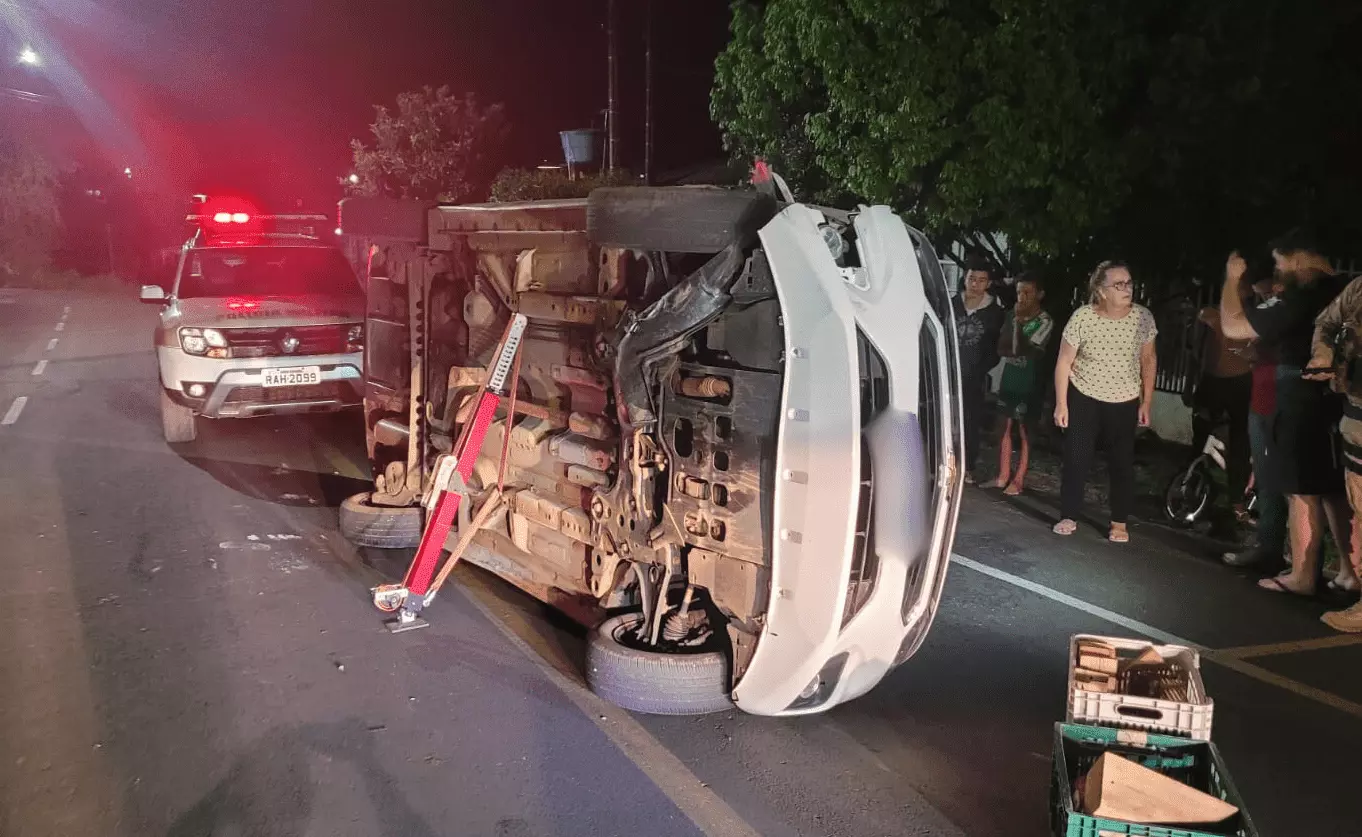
[1209,653,1362,720]
[1214,633,1362,659]
[313,436,367,481]
[953,554,1362,722]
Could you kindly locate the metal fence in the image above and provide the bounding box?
[1127,258,1362,395]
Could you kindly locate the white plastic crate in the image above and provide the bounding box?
[1066,633,1214,741]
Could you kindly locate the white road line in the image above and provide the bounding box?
[31,360,47,376]
[63,306,70,313]
[952,553,1362,721]
[46,338,59,351]
[2,397,28,426]
[54,322,65,332]
[456,583,765,837]
[951,554,1200,647]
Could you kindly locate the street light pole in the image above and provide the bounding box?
[606,0,619,173]
[644,0,654,185]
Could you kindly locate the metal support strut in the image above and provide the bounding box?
[372,314,528,632]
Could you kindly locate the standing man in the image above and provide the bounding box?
[1220,230,1352,597]
[1306,268,1362,629]
[953,255,1005,484]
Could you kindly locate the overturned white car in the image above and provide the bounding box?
[338,183,963,716]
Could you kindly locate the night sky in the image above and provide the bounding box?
[2,0,733,208]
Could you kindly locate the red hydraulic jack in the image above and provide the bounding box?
[372,313,528,633]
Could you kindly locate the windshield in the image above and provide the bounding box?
[176,247,360,300]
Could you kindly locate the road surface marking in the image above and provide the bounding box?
[62,305,70,314]
[951,554,1198,646]
[456,579,765,837]
[30,360,47,376]
[2,397,28,426]
[54,322,65,332]
[1215,633,1362,659]
[46,338,59,351]
[952,553,1362,721]
[313,437,368,481]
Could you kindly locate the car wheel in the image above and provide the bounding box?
[587,187,777,254]
[585,612,732,715]
[160,389,197,443]
[339,492,424,549]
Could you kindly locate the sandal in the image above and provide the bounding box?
[1053,518,1078,536]
[1108,524,1129,544]
[1003,482,1023,497]
[1328,577,1361,595]
[1258,575,1315,597]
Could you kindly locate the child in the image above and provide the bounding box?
[986,273,1054,495]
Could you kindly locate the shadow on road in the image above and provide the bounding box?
[164,718,439,837]
[178,454,370,508]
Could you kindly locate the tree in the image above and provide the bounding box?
[348,86,509,202]
[488,167,637,202]
[712,1,1362,284]
[0,136,61,280]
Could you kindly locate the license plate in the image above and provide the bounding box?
[262,366,321,387]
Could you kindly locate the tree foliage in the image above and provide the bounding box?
[0,136,61,280]
[489,168,637,202]
[349,86,509,202]
[712,0,1362,280]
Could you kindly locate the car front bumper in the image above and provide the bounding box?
[730,205,964,717]
[157,347,363,418]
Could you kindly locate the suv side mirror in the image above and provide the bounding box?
[140,285,167,304]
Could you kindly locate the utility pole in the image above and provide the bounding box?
[644,0,654,184]
[606,0,619,172]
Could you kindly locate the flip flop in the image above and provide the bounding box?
[1053,519,1077,536]
[1108,526,1129,544]
[1328,577,1361,594]
[1258,576,1315,597]
[1003,483,1023,497]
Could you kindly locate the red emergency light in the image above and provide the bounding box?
[190,197,262,238]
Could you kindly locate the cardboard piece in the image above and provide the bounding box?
[1079,653,1120,675]
[1074,670,1117,693]
[1082,752,1238,825]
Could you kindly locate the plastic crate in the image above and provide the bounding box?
[1050,723,1257,837]
[1067,634,1214,740]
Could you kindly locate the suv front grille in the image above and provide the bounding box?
[843,330,889,628]
[218,324,350,357]
[224,382,347,403]
[918,323,943,482]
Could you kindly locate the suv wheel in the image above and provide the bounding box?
[587,187,777,254]
[339,493,424,549]
[585,612,732,715]
[160,389,197,443]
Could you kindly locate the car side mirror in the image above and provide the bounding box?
[140,285,167,304]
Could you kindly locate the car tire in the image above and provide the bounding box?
[339,493,424,549]
[160,389,197,443]
[585,612,733,715]
[587,187,777,254]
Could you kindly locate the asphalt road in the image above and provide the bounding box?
[1,286,1359,837]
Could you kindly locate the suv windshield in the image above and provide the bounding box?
[176,246,360,299]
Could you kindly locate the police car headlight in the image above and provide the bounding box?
[203,328,228,348]
[179,328,208,355]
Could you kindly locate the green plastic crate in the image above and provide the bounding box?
[1050,723,1258,837]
